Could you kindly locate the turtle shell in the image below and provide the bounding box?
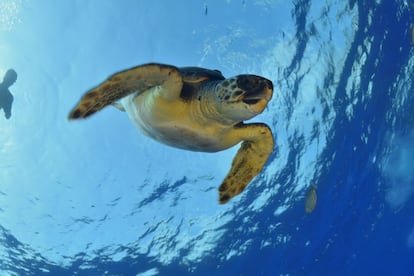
[179,67,225,83]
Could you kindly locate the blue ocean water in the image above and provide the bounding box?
[0,0,413,275]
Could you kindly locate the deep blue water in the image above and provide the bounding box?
[1,0,414,275]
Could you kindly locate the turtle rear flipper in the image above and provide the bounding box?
[68,63,183,119]
[218,123,274,204]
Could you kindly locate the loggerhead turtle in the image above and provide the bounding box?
[68,63,274,204]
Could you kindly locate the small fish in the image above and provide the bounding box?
[305,185,317,213]
[411,23,414,46]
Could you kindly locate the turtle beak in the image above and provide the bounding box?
[237,75,273,107]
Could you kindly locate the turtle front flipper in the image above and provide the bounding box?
[218,123,274,204]
[68,63,183,119]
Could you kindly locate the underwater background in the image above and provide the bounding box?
[1,0,414,275]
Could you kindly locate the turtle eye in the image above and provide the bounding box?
[233,90,244,97]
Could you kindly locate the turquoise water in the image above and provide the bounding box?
[1,0,414,275]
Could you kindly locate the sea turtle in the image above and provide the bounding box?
[68,63,274,204]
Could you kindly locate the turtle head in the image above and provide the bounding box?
[212,75,273,123]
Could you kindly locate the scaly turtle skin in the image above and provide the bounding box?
[68,63,274,204]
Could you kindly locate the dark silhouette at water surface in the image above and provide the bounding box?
[0,69,17,119]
